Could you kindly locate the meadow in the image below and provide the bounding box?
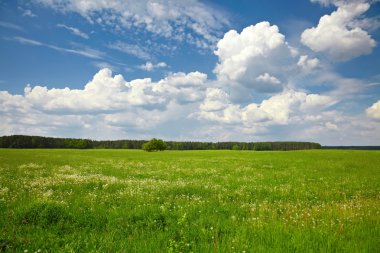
[0,149,379,252]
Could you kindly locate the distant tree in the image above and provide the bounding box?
[142,138,167,152]
[232,144,241,150]
[0,135,323,151]
[254,142,272,151]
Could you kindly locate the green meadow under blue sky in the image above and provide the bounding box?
[1,0,380,145]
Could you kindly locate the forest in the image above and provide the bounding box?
[0,135,321,151]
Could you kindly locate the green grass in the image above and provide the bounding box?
[0,149,379,252]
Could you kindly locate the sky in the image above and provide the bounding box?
[1,0,380,145]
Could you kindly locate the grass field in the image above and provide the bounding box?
[0,149,379,252]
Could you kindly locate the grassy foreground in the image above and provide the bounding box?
[0,149,379,252]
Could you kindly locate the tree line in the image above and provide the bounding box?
[0,135,144,149]
[322,146,380,150]
[0,135,321,151]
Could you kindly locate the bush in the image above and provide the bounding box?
[232,144,241,150]
[142,138,167,152]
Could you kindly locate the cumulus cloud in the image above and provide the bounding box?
[297,55,320,71]
[34,0,229,49]
[256,73,281,85]
[214,22,296,93]
[366,100,380,119]
[2,68,208,115]
[260,91,336,123]
[194,88,336,126]
[0,68,210,139]
[301,2,376,61]
[311,0,380,31]
[0,64,374,144]
[292,110,380,145]
[153,71,207,104]
[199,88,230,112]
[0,64,341,142]
[139,61,167,72]
[2,19,377,144]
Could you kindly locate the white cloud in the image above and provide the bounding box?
[138,61,167,72]
[195,89,336,126]
[92,62,116,71]
[34,0,230,49]
[13,36,104,59]
[123,78,168,109]
[2,19,378,144]
[256,73,281,85]
[0,65,376,144]
[311,70,365,98]
[153,71,207,104]
[301,93,337,110]
[199,88,230,112]
[310,0,371,7]
[3,65,337,140]
[297,55,320,71]
[156,71,206,87]
[57,24,89,39]
[366,100,380,119]
[23,69,149,111]
[4,68,207,114]
[292,111,380,145]
[260,91,336,123]
[325,122,339,130]
[301,2,376,61]
[22,9,38,18]
[214,22,295,93]
[13,36,43,46]
[0,68,210,139]
[310,0,380,31]
[0,21,24,31]
[108,42,151,60]
[311,0,336,5]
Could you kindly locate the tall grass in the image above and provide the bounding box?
[0,149,379,252]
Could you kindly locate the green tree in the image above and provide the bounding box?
[142,138,167,152]
[232,144,241,150]
[253,142,272,151]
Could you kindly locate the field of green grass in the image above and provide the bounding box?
[0,149,379,252]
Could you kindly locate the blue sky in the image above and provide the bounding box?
[1,0,380,145]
